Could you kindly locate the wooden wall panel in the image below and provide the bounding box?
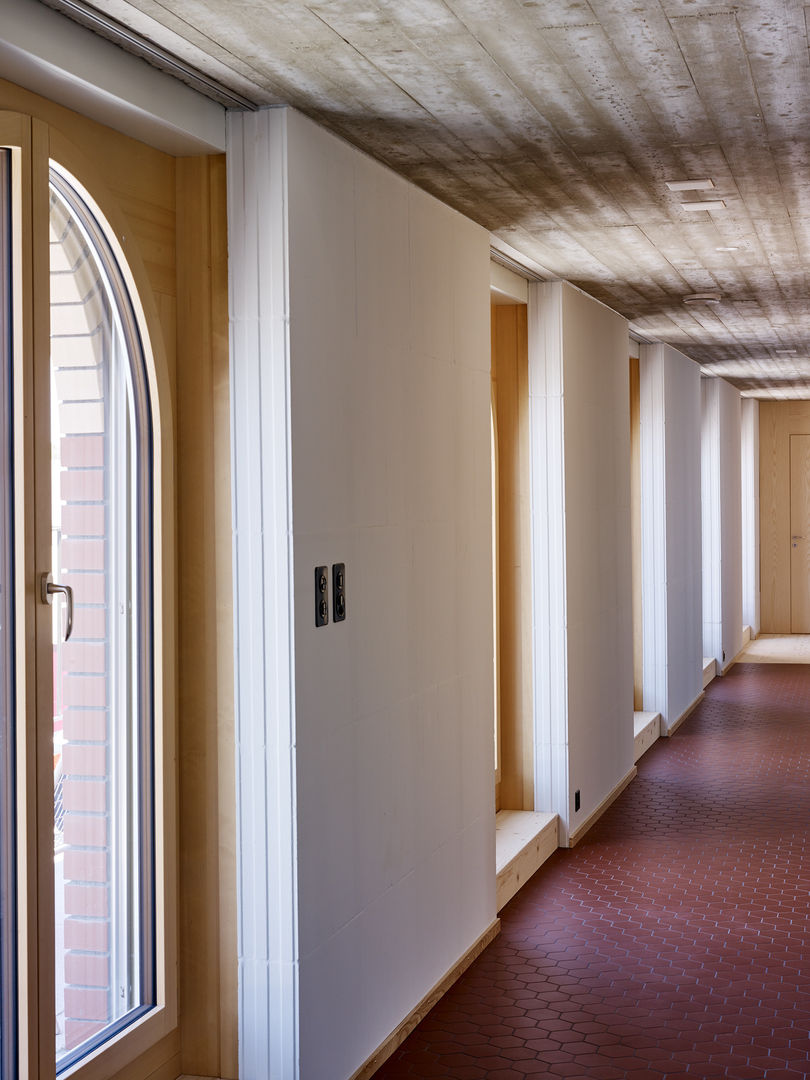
[175,154,236,1080]
[492,303,533,811]
[759,401,810,632]
[789,435,810,632]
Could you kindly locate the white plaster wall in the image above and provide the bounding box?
[701,377,743,669]
[284,110,495,1080]
[741,398,760,636]
[639,344,703,732]
[529,282,634,842]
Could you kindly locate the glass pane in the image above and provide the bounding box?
[0,147,17,1080]
[49,169,154,1069]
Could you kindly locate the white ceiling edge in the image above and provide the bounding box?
[2,0,226,155]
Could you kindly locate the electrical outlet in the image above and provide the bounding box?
[332,562,346,622]
[315,566,329,626]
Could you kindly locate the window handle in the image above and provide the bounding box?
[41,572,74,642]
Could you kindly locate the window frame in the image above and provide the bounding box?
[48,163,157,1076]
[0,144,18,1080]
[1,114,178,1080]
[44,133,177,1080]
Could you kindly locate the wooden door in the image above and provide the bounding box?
[790,434,810,631]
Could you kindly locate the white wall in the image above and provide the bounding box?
[639,344,703,733]
[741,398,760,636]
[701,377,743,670]
[529,282,634,843]
[229,107,495,1080]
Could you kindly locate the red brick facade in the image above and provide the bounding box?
[51,194,114,1055]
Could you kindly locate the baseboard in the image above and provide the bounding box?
[349,918,501,1080]
[567,766,637,848]
[664,690,704,736]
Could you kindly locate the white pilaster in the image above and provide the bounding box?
[227,108,299,1080]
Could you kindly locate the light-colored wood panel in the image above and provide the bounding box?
[492,302,533,811]
[210,150,238,1080]
[633,711,659,763]
[113,191,176,233]
[141,258,177,298]
[91,1034,180,1080]
[176,153,235,1080]
[495,811,558,910]
[759,401,810,632]
[20,82,178,331]
[790,434,810,631]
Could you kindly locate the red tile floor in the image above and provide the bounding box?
[373,664,810,1079]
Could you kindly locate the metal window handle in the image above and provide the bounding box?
[41,572,74,641]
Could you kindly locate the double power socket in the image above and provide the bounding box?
[315,563,346,627]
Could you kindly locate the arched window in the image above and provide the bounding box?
[48,164,155,1070]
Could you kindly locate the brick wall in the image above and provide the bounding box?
[50,193,114,1056]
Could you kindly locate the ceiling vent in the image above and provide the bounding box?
[683,293,722,306]
[680,200,726,211]
[666,179,715,191]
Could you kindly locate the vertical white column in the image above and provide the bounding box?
[640,344,703,732]
[227,108,299,1080]
[527,282,569,839]
[741,398,760,637]
[702,379,722,667]
[702,377,743,671]
[639,345,666,721]
[528,280,632,841]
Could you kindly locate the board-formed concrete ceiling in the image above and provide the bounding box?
[44,0,810,397]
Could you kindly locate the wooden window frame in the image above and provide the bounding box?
[2,110,178,1080]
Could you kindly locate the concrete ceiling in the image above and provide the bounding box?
[44,0,810,397]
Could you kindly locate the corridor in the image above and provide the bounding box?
[374,661,810,1079]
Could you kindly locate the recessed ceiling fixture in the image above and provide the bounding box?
[666,179,715,191]
[681,200,726,211]
[683,293,722,305]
